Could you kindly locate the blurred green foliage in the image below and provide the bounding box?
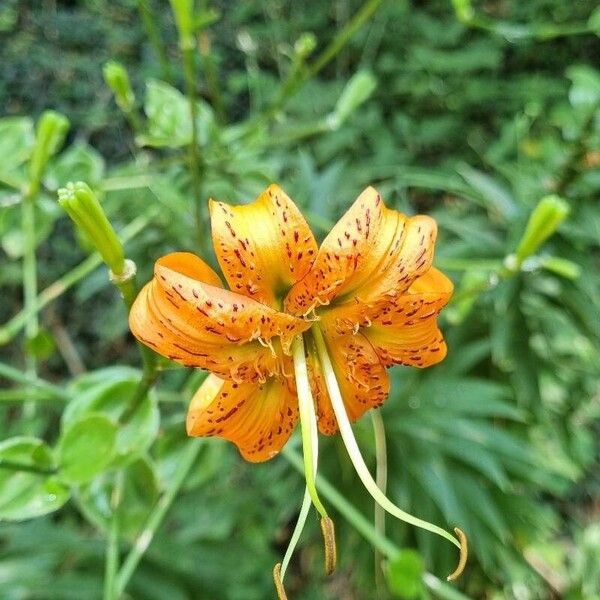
[1,1,599,599]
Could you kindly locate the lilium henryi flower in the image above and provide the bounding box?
[129,184,467,592]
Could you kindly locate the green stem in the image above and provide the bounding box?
[104,470,124,600]
[307,0,385,79]
[256,0,384,128]
[137,0,173,83]
[21,190,38,418]
[555,100,600,195]
[181,40,205,249]
[282,447,472,600]
[311,325,460,550]
[0,211,157,346]
[0,459,58,476]
[0,362,67,401]
[114,439,202,596]
[291,335,328,518]
[371,409,388,595]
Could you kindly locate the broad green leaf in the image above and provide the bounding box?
[76,457,159,539]
[45,142,105,190]
[65,369,160,463]
[386,549,425,599]
[0,195,61,258]
[58,414,117,485]
[332,70,377,126]
[0,117,34,175]
[0,437,69,521]
[140,79,214,148]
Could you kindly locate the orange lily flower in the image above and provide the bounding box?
[130,184,451,458]
[129,184,466,586]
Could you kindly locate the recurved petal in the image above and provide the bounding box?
[186,374,299,462]
[129,283,283,382]
[285,187,438,316]
[129,252,310,381]
[210,184,318,309]
[308,321,390,434]
[327,267,453,334]
[363,316,448,369]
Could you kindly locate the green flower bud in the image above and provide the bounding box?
[58,182,125,275]
[332,70,377,127]
[103,61,135,111]
[515,195,570,263]
[294,32,317,59]
[451,0,474,23]
[169,0,194,47]
[29,111,70,190]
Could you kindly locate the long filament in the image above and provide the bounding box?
[291,334,328,518]
[311,324,467,579]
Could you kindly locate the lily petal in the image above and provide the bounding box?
[358,268,453,368]
[129,252,309,381]
[187,374,299,462]
[307,322,390,434]
[285,187,437,317]
[210,184,318,309]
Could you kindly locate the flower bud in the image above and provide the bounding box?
[169,0,194,48]
[29,111,70,189]
[294,32,317,59]
[515,195,570,263]
[332,70,377,127]
[57,182,125,275]
[103,61,135,112]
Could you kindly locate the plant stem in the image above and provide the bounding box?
[0,459,58,476]
[307,0,385,78]
[555,100,600,195]
[0,362,67,401]
[104,470,124,600]
[256,0,385,128]
[181,40,205,249]
[114,439,202,596]
[0,211,157,346]
[137,0,173,83]
[282,447,472,600]
[21,189,39,419]
[371,409,388,596]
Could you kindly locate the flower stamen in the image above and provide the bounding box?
[311,324,468,581]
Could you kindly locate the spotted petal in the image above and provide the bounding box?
[186,374,299,462]
[129,252,309,382]
[210,184,318,309]
[307,321,390,434]
[285,187,437,319]
[358,268,453,368]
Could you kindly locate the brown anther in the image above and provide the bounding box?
[320,516,337,575]
[446,527,468,582]
[272,563,288,600]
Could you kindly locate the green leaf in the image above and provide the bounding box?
[45,142,105,190]
[0,116,34,176]
[0,195,62,258]
[58,414,117,485]
[65,368,160,463]
[332,70,377,126]
[386,549,425,599]
[140,79,214,148]
[76,457,159,539]
[24,327,55,360]
[0,437,69,521]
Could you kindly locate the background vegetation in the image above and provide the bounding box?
[1,1,599,598]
